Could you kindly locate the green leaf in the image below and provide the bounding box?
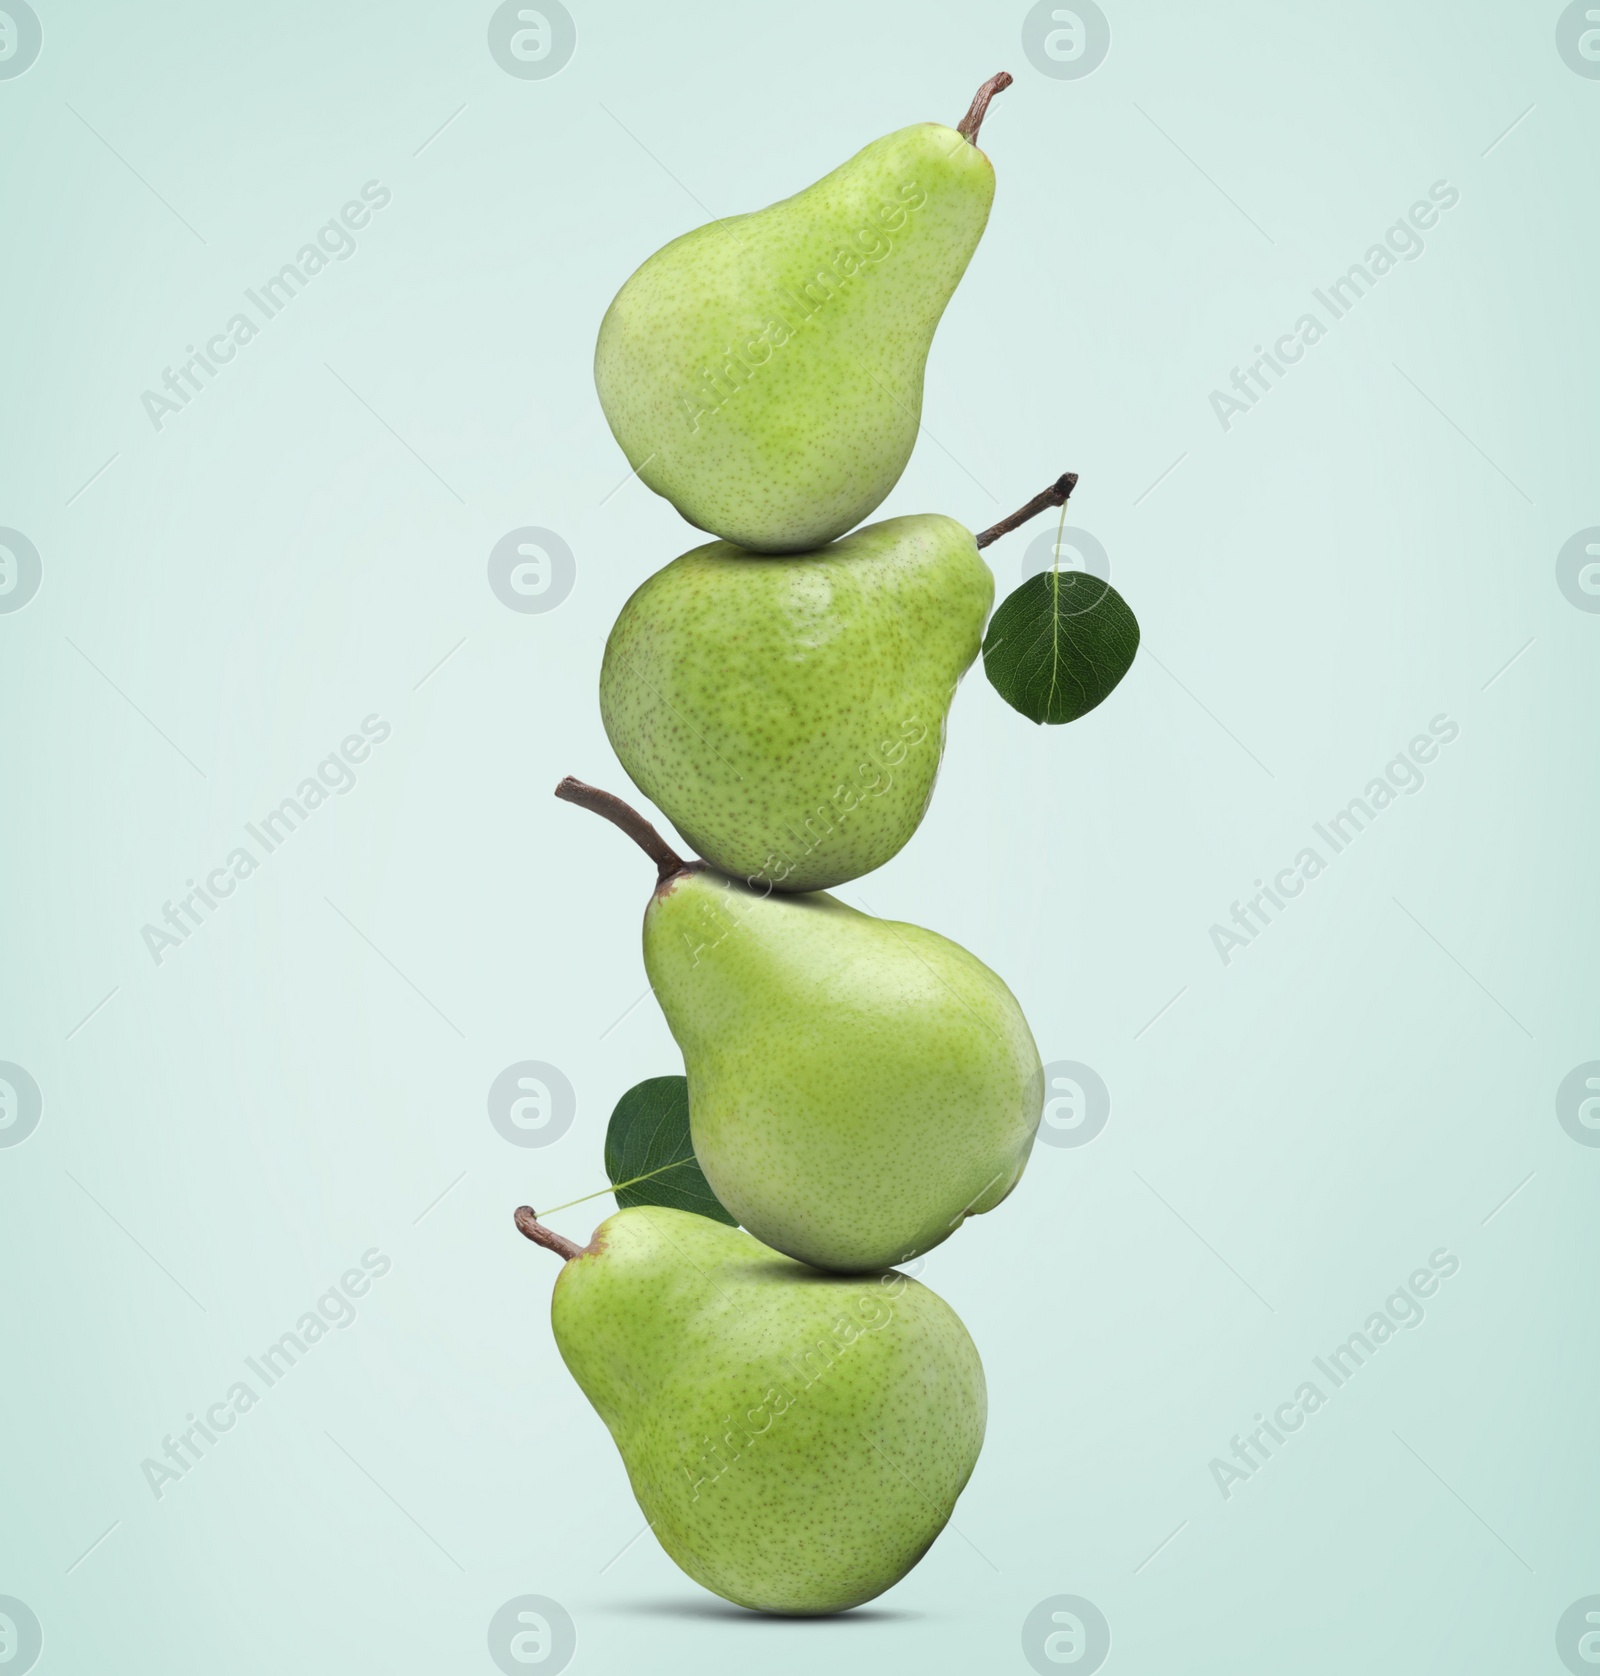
[603,1076,737,1225]
[982,570,1140,724]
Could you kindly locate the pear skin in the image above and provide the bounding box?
[600,513,994,893]
[644,867,1044,1271]
[550,778,1045,1273]
[593,81,1010,552]
[525,1205,986,1615]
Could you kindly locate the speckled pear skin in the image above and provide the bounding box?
[594,124,995,553]
[550,1206,986,1615]
[601,514,993,893]
[643,869,1044,1272]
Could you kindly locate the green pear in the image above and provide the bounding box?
[516,1203,986,1615]
[600,474,1079,892]
[600,512,991,893]
[553,781,1044,1272]
[593,75,1012,553]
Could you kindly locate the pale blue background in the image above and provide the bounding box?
[1,2,1596,1671]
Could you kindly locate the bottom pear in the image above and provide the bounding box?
[527,1204,986,1615]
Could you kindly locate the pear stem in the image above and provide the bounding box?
[515,1206,585,1262]
[956,71,1013,145]
[554,777,688,883]
[974,472,1079,550]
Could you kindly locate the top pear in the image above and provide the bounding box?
[594,74,1011,553]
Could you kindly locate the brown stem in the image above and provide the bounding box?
[956,71,1013,145]
[515,1206,586,1261]
[554,777,688,884]
[974,472,1078,550]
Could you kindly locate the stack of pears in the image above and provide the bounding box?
[519,73,1058,1617]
